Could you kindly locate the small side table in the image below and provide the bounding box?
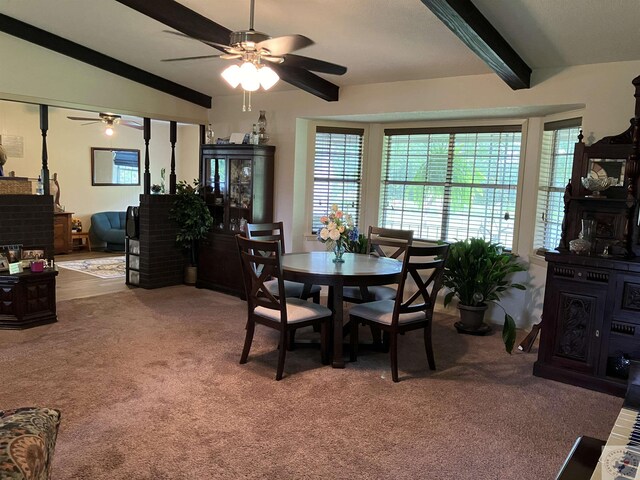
[71,232,91,252]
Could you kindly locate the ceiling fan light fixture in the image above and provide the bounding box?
[258,65,279,90]
[239,61,260,92]
[105,125,115,136]
[222,64,242,88]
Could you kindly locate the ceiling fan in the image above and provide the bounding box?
[162,0,347,109]
[66,113,143,136]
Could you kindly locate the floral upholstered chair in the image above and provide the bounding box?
[0,407,61,480]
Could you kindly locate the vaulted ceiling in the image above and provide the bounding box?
[1,0,640,107]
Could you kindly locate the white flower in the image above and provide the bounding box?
[320,228,330,240]
[331,204,339,212]
[329,229,341,241]
[327,222,337,231]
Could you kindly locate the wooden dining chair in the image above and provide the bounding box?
[246,222,321,304]
[342,226,414,304]
[236,235,331,380]
[348,243,450,382]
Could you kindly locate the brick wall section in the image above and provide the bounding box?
[0,195,54,259]
[137,194,184,289]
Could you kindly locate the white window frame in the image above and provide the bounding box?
[533,118,582,253]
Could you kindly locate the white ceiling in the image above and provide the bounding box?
[1,0,640,101]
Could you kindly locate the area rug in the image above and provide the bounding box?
[55,256,126,279]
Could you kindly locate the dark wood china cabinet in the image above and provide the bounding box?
[534,75,640,396]
[196,144,275,297]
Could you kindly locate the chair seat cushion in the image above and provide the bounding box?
[0,407,61,480]
[264,279,322,298]
[349,300,426,325]
[255,297,332,323]
[343,285,397,301]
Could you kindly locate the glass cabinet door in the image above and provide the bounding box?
[228,158,253,233]
[204,155,227,230]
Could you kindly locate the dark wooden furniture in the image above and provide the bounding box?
[246,222,321,303]
[71,231,91,251]
[535,253,640,396]
[281,252,403,368]
[53,212,73,254]
[343,226,414,303]
[197,144,275,297]
[236,236,331,380]
[0,268,58,329]
[349,244,450,382]
[534,75,640,396]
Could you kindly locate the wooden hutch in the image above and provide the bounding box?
[196,144,275,297]
[534,75,640,396]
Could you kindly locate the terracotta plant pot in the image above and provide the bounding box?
[455,303,491,335]
[184,266,197,285]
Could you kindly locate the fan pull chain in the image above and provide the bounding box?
[242,90,252,112]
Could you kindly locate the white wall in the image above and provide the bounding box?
[208,60,640,328]
[0,101,201,232]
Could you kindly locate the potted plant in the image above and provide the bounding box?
[442,238,526,353]
[169,180,213,284]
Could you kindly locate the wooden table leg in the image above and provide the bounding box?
[330,283,345,368]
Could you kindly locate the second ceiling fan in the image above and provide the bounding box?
[67,113,143,136]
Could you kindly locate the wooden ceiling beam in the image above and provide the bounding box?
[420,0,531,90]
[115,0,340,101]
[0,13,211,108]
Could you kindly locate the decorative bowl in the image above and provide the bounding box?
[581,176,616,197]
[569,238,591,255]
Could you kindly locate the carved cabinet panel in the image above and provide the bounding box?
[535,252,640,396]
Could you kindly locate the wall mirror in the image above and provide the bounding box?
[587,158,626,186]
[91,147,140,186]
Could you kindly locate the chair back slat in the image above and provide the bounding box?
[246,222,286,254]
[367,226,413,259]
[392,243,450,325]
[236,235,287,321]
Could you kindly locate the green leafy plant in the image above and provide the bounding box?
[442,237,526,353]
[169,180,213,266]
[348,233,369,254]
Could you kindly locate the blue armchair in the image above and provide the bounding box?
[90,211,126,251]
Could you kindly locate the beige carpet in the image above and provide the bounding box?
[0,286,620,479]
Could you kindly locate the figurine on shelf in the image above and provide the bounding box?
[257,110,269,144]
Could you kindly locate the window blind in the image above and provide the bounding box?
[312,126,364,232]
[380,126,522,248]
[533,119,582,251]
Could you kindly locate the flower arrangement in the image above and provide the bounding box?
[318,204,359,261]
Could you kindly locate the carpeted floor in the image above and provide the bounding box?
[0,286,620,479]
[55,256,125,279]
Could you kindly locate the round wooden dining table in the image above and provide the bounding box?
[281,251,403,368]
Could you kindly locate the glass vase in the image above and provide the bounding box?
[333,240,346,263]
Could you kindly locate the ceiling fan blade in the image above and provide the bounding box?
[281,54,347,75]
[221,54,243,60]
[163,30,232,51]
[67,116,100,121]
[162,55,224,62]
[81,121,100,126]
[256,34,313,56]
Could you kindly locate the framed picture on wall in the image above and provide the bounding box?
[0,255,9,272]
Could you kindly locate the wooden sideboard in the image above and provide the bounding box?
[54,212,73,254]
[534,75,640,395]
[534,253,640,396]
[0,268,58,329]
